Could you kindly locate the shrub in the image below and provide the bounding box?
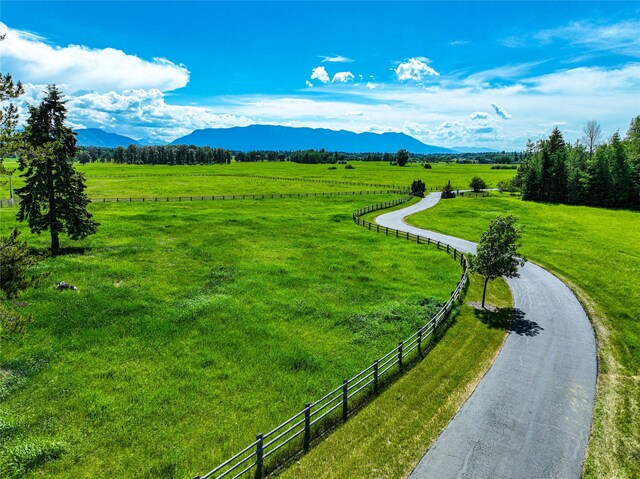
[411,179,426,197]
[0,229,46,299]
[345,164,355,169]
[423,163,432,169]
[470,176,487,192]
[327,166,337,170]
[442,180,456,199]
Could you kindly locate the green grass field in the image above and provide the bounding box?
[1,160,517,199]
[0,191,466,478]
[279,273,511,479]
[406,192,640,479]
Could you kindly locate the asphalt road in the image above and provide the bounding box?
[376,193,597,479]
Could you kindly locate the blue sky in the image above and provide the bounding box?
[1,1,639,149]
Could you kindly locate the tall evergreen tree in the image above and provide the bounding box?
[587,144,613,207]
[608,132,634,207]
[16,85,98,254]
[547,127,568,203]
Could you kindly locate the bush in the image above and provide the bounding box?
[345,164,355,169]
[0,229,46,299]
[470,176,487,192]
[327,166,337,170]
[442,180,456,199]
[411,179,426,197]
[423,163,432,169]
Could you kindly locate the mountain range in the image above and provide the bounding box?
[75,126,496,153]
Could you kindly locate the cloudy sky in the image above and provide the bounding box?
[1,1,639,149]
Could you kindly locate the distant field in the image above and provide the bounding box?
[0,194,463,478]
[406,193,640,479]
[1,160,517,199]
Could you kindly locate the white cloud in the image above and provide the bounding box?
[366,82,377,90]
[491,103,512,119]
[535,20,640,57]
[450,40,470,46]
[0,22,189,93]
[310,66,330,83]
[321,55,354,63]
[305,80,313,88]
[395,58,439,81]
[471,111,491,120]
[26,87,252,141]
[332,71,355,83]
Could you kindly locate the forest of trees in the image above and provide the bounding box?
[74,144,522,166]
[516,116,640,209]
[76,144,233,165]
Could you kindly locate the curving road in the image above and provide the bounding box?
[376,192,597,479]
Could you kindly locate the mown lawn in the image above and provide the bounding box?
[406,192,640,479]
[0,194,462,478]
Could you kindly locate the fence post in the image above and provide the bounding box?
[398,342,404,372]
[376,224,379,233]
[304,403,311,453]
[374,360,379,394]
[454,249,457,260]
[256,434,264,479]
[406,231,409,240]
[396,229,399,238]
[417,235,420,244]
[447,244,450,254]
[385,227,388,236]
[342,379,348,422]
[418,327,423,356]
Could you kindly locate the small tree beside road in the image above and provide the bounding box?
[470,215,525,308]
[470,176,487,192]
[411,179,426,197]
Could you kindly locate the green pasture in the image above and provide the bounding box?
[280,273,511,479]
[406,192,640,479]
[0,194,463,478]
[1,160,517,199]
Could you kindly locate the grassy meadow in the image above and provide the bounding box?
[0,160,518,200]
[280,273,511,479]
[406,192,640,479]
[0,188,466,478]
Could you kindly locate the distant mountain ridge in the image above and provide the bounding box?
[75,128,139,148]
[172,125,455,154]
[75,126,495,154]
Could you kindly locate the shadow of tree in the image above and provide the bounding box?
[474,307,543,337]
[510,308,544,337]
[55,246,92,256]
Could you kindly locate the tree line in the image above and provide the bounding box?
[515,117,640,209]
[77,144,232,165]
[76,145,523,166]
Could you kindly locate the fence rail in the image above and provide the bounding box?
[80,172,405,190]
[0,189,408,207]
[194,194,469,479]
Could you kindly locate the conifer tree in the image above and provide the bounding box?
[16,85,98,255]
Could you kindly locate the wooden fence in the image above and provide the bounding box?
[193,195,469,479]
[0,190,408,207]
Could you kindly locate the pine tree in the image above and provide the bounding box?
[608,132,634,207]
[16,85,98,255]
